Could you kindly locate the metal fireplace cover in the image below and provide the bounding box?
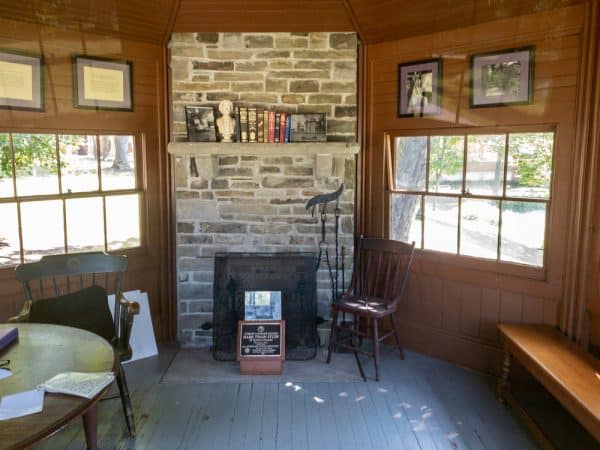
[212,252,318,361]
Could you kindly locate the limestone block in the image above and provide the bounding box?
[329,33,357,50]
[315,154,333,179]
[174,156,188,188]
[196,32,219,44]
[177,199,219,221]
[194,155,216,179]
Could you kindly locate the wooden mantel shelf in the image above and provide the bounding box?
[167,141,360,156]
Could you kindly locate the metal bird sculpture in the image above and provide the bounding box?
[305,183,344,216]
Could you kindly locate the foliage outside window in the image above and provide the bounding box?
[389,130,554,268]
[0,133,142,267]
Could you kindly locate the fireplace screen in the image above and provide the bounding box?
[213,252,318,361]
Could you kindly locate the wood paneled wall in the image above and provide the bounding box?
[0,18,174,341]
[361,5,586,372]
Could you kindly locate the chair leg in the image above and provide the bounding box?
[352,314,366,381]
[372,318,380,382]
[326,308,339,364]
[116,363,136,437]
[390,313,405,360]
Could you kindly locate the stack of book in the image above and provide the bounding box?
[235,107,326,143]
[238,107,290,143]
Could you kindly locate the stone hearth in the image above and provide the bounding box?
[170,142,358,346]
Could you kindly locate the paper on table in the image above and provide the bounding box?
[0,369,11,380]
[40,372,114,399]
[0,388,44,420]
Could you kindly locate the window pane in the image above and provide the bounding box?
[391,194,422,247]
[13,133,60,196]
[395,136,427,191]
[100,135,136,190]
[428,136,464,193]
[106,194,141,250]
[460,199,499,260]
[466,134,505,196]
[66,197,104,252]
[507,132,554,199]
[424,196,458,254]
[21,200,64,262]
[501,201,546,267]
[60,135,99,193]
[0,133,14,197]
[0,203,20,266]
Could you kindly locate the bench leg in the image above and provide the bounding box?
[326,308,339,364]
[497,349,511,402]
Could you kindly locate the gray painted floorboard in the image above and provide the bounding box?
[35,345,539,450]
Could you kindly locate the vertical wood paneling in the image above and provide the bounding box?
[442,280,462,332]
[522,295,545,324]
[362,5,585,372]
[500,292,524,324]
[480,288,501,342]
[460,284,482,337]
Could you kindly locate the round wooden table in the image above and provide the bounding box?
[0,323,116,450]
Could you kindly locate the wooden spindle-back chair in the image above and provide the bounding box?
[10,252,139,436]
[326,237,415,381]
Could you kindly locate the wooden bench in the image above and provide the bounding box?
[497,324,600,447]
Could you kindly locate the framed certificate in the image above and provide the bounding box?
[0,50,44,111]
[73,55,133,111]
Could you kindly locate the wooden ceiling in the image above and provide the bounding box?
[0,0,586,45]
[345,0,586,44]
[0,0,179,45]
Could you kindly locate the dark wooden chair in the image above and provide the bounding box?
[9,252,140,437]
[326,237,415,381]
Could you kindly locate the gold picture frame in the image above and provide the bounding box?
[73,55,133,111]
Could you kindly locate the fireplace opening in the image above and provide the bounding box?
[212,252,318,361]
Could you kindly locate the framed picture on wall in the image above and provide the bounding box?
[73,55,133,111]
[470,46,534,108]
[397,58,442,117]
[0,50,44,111]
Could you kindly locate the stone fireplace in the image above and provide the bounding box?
[168,31,359,346]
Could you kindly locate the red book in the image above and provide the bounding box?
[0,327,18,350]
[268,111,276,143]
[279,112,287,143]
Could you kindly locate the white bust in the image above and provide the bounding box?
[216,100,235,142]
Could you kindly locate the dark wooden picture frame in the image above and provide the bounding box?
[0,50,44,111]
[289,113,327,142]
[185,105,217,142]
[73,55,133,111]
[470,46,535,108]
[397,58,442,117]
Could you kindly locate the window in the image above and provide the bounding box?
[0,133,143,267]
[389,129,554,268]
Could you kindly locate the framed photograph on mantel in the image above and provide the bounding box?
[470,46,534,108]
[73,55,133,111]
[398,58,442,117]
[185,106,217,142]
[289,113,326,142]
[0,50,44,111]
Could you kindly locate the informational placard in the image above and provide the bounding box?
[237,320,285,375]
[240,322,281,357]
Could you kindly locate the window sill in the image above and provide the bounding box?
[413,248,546,282]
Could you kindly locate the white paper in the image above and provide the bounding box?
[0,369,11,380]
[40,372,114,399]
[108,290,158,363]
[0,388,44,420]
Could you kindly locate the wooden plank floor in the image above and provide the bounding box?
[36,345,539,450]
